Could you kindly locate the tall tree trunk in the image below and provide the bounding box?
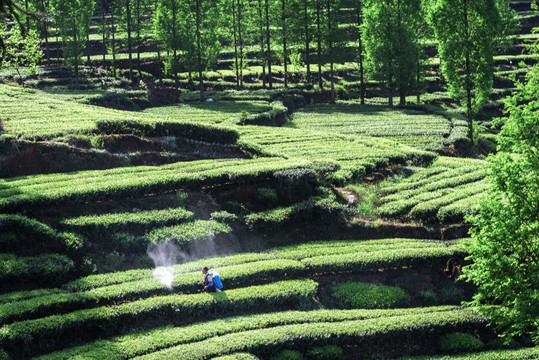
[102,5,106,67]
[126,0,133,81]
[327,0,334,103]
[281,0,288,88]
[257,0,266,88]
[238,0,244,88]
[42,0,50,65]
[316,2,322,89]
[304,0,310,82]
[157,44,163,86]
[172,3,178,90]
[195,0,205,101]
[397,0,405,106]
[265,0,272,89]
[416,57,420,104]
[232,0,240,89]
[111,8,117,78]
[357,1,365,104]
[464,0,473,142]
[136,0,141,63]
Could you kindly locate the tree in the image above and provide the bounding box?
[0,0,30,65]
[354,0,365,104]
[154,0,185,90]
[363,0,420,107]
[0,23,43,86]
[186,0,220,100]
[429,0,500,140]
[51,0,95,88]
[464,60,539,344]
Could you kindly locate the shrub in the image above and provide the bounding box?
[331,282,410,309]
[210,211,238,224]
[438,332,484,353]
[306,346,342,360]
[1,280,318,357]
[271,350,303,360]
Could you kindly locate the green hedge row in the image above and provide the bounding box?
[37,306,465,360]
[0,240,462,326]
[211,354,260,360]
[0,259,304,325]
[96,119,239,144]
[0,253,74,285]
[0,158,309,212]
[144,220,232,247]
[244,196,350,231]
[60,208,194,237]
[131,309,485,359]
[398,347,539,360]
[301,245,465,272]
[0,280,318,357]
[0,215,81,254]
[61,238,455,292]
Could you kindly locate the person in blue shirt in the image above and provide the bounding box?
[200,266,216,292]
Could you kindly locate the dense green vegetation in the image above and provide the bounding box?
[0,0,537,359]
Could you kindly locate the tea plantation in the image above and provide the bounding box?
[0,0,537,359]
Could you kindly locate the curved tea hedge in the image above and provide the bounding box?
[130,309,485,360]
[0,280,318,357]
[36,306,472,360]
[0,239,463,326]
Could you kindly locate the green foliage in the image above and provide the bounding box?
[438,332,484,353]
[271,350,303,360]
[429,0,501,136]
[0,253,74,285]
[362,0,422,105]
[464,61,539,343]
[50,0,95,81]
[0,25,43,84]
[399,347,539,359]
[0,157,309,212]
[36,306,476,360]
[97,308,483,359]
[306,345,343,360]
[1,280,318,357]
[144,220,232,247]
[376,157,489,223]
[289,103,452,152]
[61,208,194,237]
[331,282,410,309]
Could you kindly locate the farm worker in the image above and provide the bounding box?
[200,267,217,292]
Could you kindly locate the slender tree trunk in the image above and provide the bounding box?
[281,0,288,88]
[73,21,80,88]
[111,9,117,78]
[157,44,163,85]
[237,0,244,88]
[102,5,106,67]
[136,0,141,63]
[126,0,133,81]
[327,0,334,103]
[257,0,266,88]
[316,1,322,89]
[416,57,420,104]
[397,0,405,106]
[357,1,365,104]
[232,1,240,89]
[172,3,179,90]
[195,0,205,100]
[265,0,272,88]
[304,0,311,82]
[464,0,473,141]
